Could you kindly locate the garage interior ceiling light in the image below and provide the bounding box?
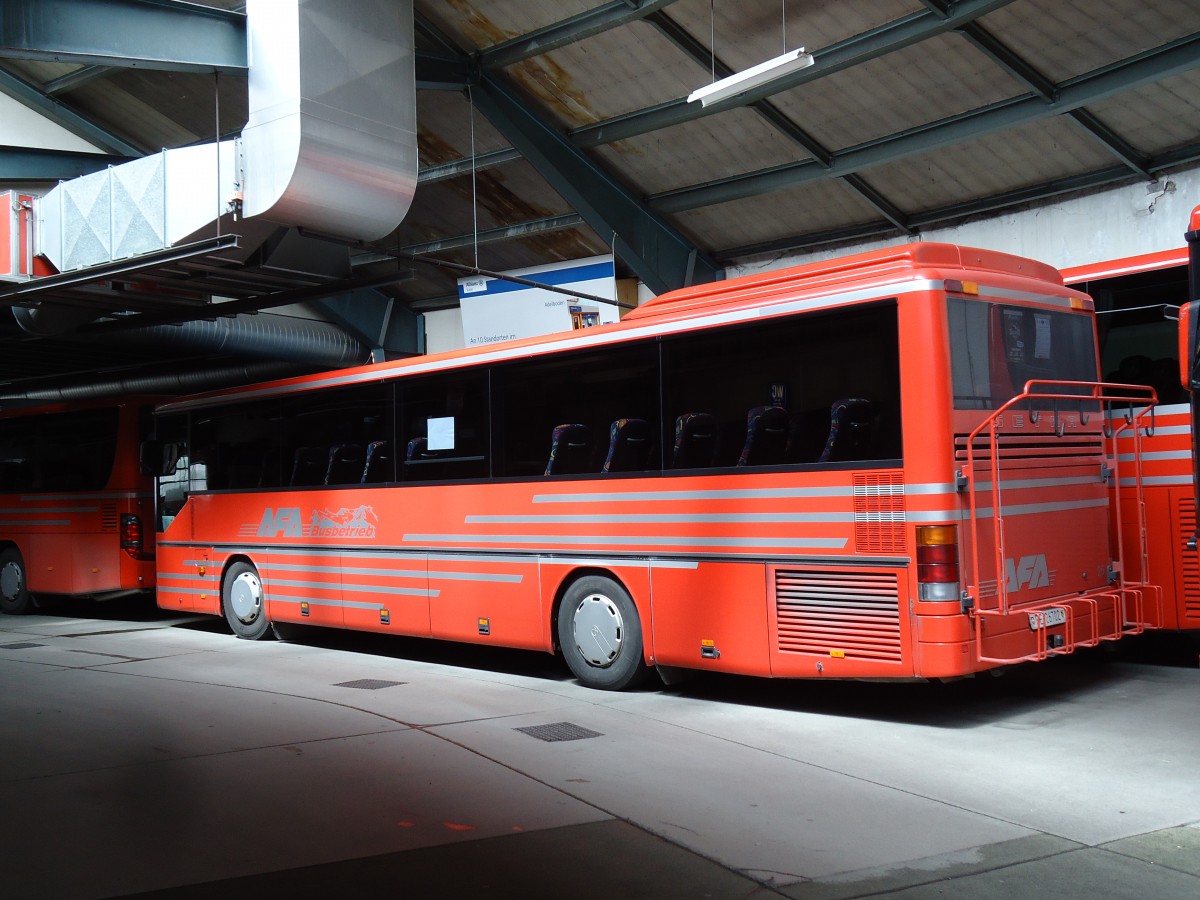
[687,48,814,107]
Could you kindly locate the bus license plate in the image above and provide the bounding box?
[1028,608,1067,630]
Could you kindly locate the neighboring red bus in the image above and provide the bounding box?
[149,242,1160,689]
[0,399,156,614]
[1061,209,1200,632]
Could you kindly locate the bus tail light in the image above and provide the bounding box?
[120,514,145,559]
[917,525,960,601]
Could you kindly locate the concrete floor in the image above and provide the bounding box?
[1,599,1198,899]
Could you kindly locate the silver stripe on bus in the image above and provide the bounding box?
[264,562,522,584]
[532,557,700,569]
[1116,450,1191,462]
[0,506,98,514]
[160,278,943,411]
[1119,475,1193,486]
[972,475,1104,491]
[536,486,862,503]
[467,512,857,524]
[977,497,1110,517]
[0,519,72,527]
[403,533,848,549]
[1112,424,1191,439]
[264,577,438,598]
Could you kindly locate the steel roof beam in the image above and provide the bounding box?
[650,33,1200,214]
[570,0,1016,147]
[42,64,111,95]
[0,66,141,155]
[645,10,913,234]
[468,71,720,293]
[0,0,246,73]
[479,0,680,70]
[0,144,134,180]
[400,213,585,256]
[957,22,1153,179]
[718,139,1200,261]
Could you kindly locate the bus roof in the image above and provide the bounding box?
[158,242,1080,413]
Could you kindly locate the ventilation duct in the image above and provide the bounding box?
[0,361,299,404]
[241,0,417,239]
[21,0,416,368]
[12,307,369,369]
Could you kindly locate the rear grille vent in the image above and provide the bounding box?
[954,434,1104,463]
[1178,496,1200,622]
[100,503,119,533]
[854,473,906,553]
[775,569,902,661]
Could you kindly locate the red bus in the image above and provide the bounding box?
[1061,206,1200,633]
[149,242,1160,689]
[0,399,157,614]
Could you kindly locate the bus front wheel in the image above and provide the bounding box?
[0,547,32,615]
[557,575,648,691]
[222,561,271,640]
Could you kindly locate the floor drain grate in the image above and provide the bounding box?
[1,642,44,650]
[333,678,406,690]
[515,722,603,742]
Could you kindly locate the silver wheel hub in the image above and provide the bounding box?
[229,571,263,624]
[572,592,623,667]
[1,561,21,600]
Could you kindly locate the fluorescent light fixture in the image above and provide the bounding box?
[687,48,814,107]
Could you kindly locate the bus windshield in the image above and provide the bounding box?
[948,298,1099,410]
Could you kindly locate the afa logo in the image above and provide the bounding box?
[257,505,378,539]
[1005,554,1051,591]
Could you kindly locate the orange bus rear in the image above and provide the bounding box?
[0,399,156,614]
[149,242,1160,688]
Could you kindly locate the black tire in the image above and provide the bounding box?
[222,560,271,640]
[0,547,32,615]
[557,575,648,691]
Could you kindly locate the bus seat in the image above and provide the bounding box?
[325,443,365,485]
[362,440,392,483]
[819,398,873,463]
[290,446,326,486]
[671,412,717,469]
[738,405,789,467]
[602,418,651,473]
[545,423,593,475]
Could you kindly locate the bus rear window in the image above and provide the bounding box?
[948,298,1098,410]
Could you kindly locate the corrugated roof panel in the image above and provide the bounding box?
[861,117,1118,215]
[1082,71,1200,157]
[418,0,600,52]
[416,90,511,165]
[667,0,919,75]
[591,106,811,195]
[670,177,881,253]
[980,0,1200,84]
[773,31,1026,153]
[497,19,716,129]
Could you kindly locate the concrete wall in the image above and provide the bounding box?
[729,164,1200,278]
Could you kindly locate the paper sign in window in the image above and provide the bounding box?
[427,416,455,451]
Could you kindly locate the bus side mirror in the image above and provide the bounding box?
[1180,301,1200,391]
[140,440,180,476]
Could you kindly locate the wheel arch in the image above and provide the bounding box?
[219,553,262,615]
[549,565,651,664]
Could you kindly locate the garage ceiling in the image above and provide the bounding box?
[1,0,1199,396]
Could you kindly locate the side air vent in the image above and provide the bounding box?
[100,503,119,533]
[1178,496,1200,623]
[774,569,902,661]
[854,473,905,553]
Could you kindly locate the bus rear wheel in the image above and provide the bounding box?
[557,575,648,691]
[0,547,32,615]
[222,561,271,640]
